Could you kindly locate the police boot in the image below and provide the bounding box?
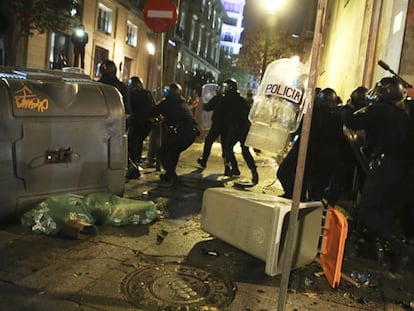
[229,165,241,177]
[126,158,141,179]
[197,157,207,168]
[224,162,232,176]
[251,166,259,185]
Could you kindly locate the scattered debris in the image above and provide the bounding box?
[201,248,219,257]
[156,229,169,244]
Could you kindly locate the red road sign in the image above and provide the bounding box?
[143,0,178,33]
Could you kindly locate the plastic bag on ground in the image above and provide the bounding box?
[21,193,94,235]
[84,193,158,226]
[21,193,159,235]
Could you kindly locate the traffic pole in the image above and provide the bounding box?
[276,0,327,310]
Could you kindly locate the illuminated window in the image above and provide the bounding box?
[97,3,113,34]
[126,21,138,46]
[94,46,109,78]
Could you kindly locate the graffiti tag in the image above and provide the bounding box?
[15,83,49,112]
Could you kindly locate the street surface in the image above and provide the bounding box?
[0,140,413,310]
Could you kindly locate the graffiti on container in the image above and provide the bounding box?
[15,83,49,112]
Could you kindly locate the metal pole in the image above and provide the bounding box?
[276,0,327,310]
[155,32,165,172]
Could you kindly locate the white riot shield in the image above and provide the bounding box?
[246,57,309,157]
[200,83,218,131]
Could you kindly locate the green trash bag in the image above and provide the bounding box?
[21,193,159,235]
[21,193,95,235]
[84,193,158,226]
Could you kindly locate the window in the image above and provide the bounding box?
[210,39,215,60]
[49,32,70,69]
[97,3,113,34]
[177,11,185,37]
[212,10,217,28]
[190,18,196,43]
[223,1,241,14]
[222,32,234,42]
[94,46,109,78]
[197,27,204,55]
[122,57,132,83]
[126,21,138,47]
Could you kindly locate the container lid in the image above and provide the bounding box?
[319,205,348,288]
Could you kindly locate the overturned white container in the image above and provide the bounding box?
[246,57,309,157]
[201,187,323,276]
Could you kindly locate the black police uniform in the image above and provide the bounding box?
[341,79,412,272]
[218,88,258,184]
[98,70,129,114]
[150,89,198,184]
[127,81,155,178]
[306,94,352,203]
[277,88,351,203]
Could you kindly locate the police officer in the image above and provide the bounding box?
[98,60,129,114]
[150,83,198,186]
[306,87,351,204]
[217,79,258,184]
[341,77,412,273]
[277,88,348,202]
[126,76,155,179]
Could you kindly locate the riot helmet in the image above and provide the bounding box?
[316,87,340,110]
[373,76,407,103]
[99,60,117,77]
[350,86,368,109]
[222,79,238,94]
[166,83,183,97]
[128,76,143,88]
[216,85,223,96]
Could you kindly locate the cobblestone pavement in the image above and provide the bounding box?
[0,141,413,310]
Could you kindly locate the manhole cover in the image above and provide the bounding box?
[121,262,236,310]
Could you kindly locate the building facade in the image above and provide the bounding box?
[164,0,226,98]
[21,0,155,87]
[316,0,411,100]
[2,0,226,100]
[220,0,245,56]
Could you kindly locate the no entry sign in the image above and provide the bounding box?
[143,0,178,33]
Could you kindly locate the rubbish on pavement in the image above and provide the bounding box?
[201,248,219,257]
[21,193,94,235]
[21,193,159,235]
[350,271,372,286]
[156,229,169,244]
[62,219,99,239]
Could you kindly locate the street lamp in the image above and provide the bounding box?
[260,0,284,81]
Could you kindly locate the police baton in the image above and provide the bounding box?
[377,60,413,88]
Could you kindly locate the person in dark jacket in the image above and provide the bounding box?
[126,76,155,179]
[71,24,88,69]
[305,88,352,204]
[218,79,258,184]
[150,83,198,186]
[98,59,129,114]
[341,76,412,273]
[277,88,349,202]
